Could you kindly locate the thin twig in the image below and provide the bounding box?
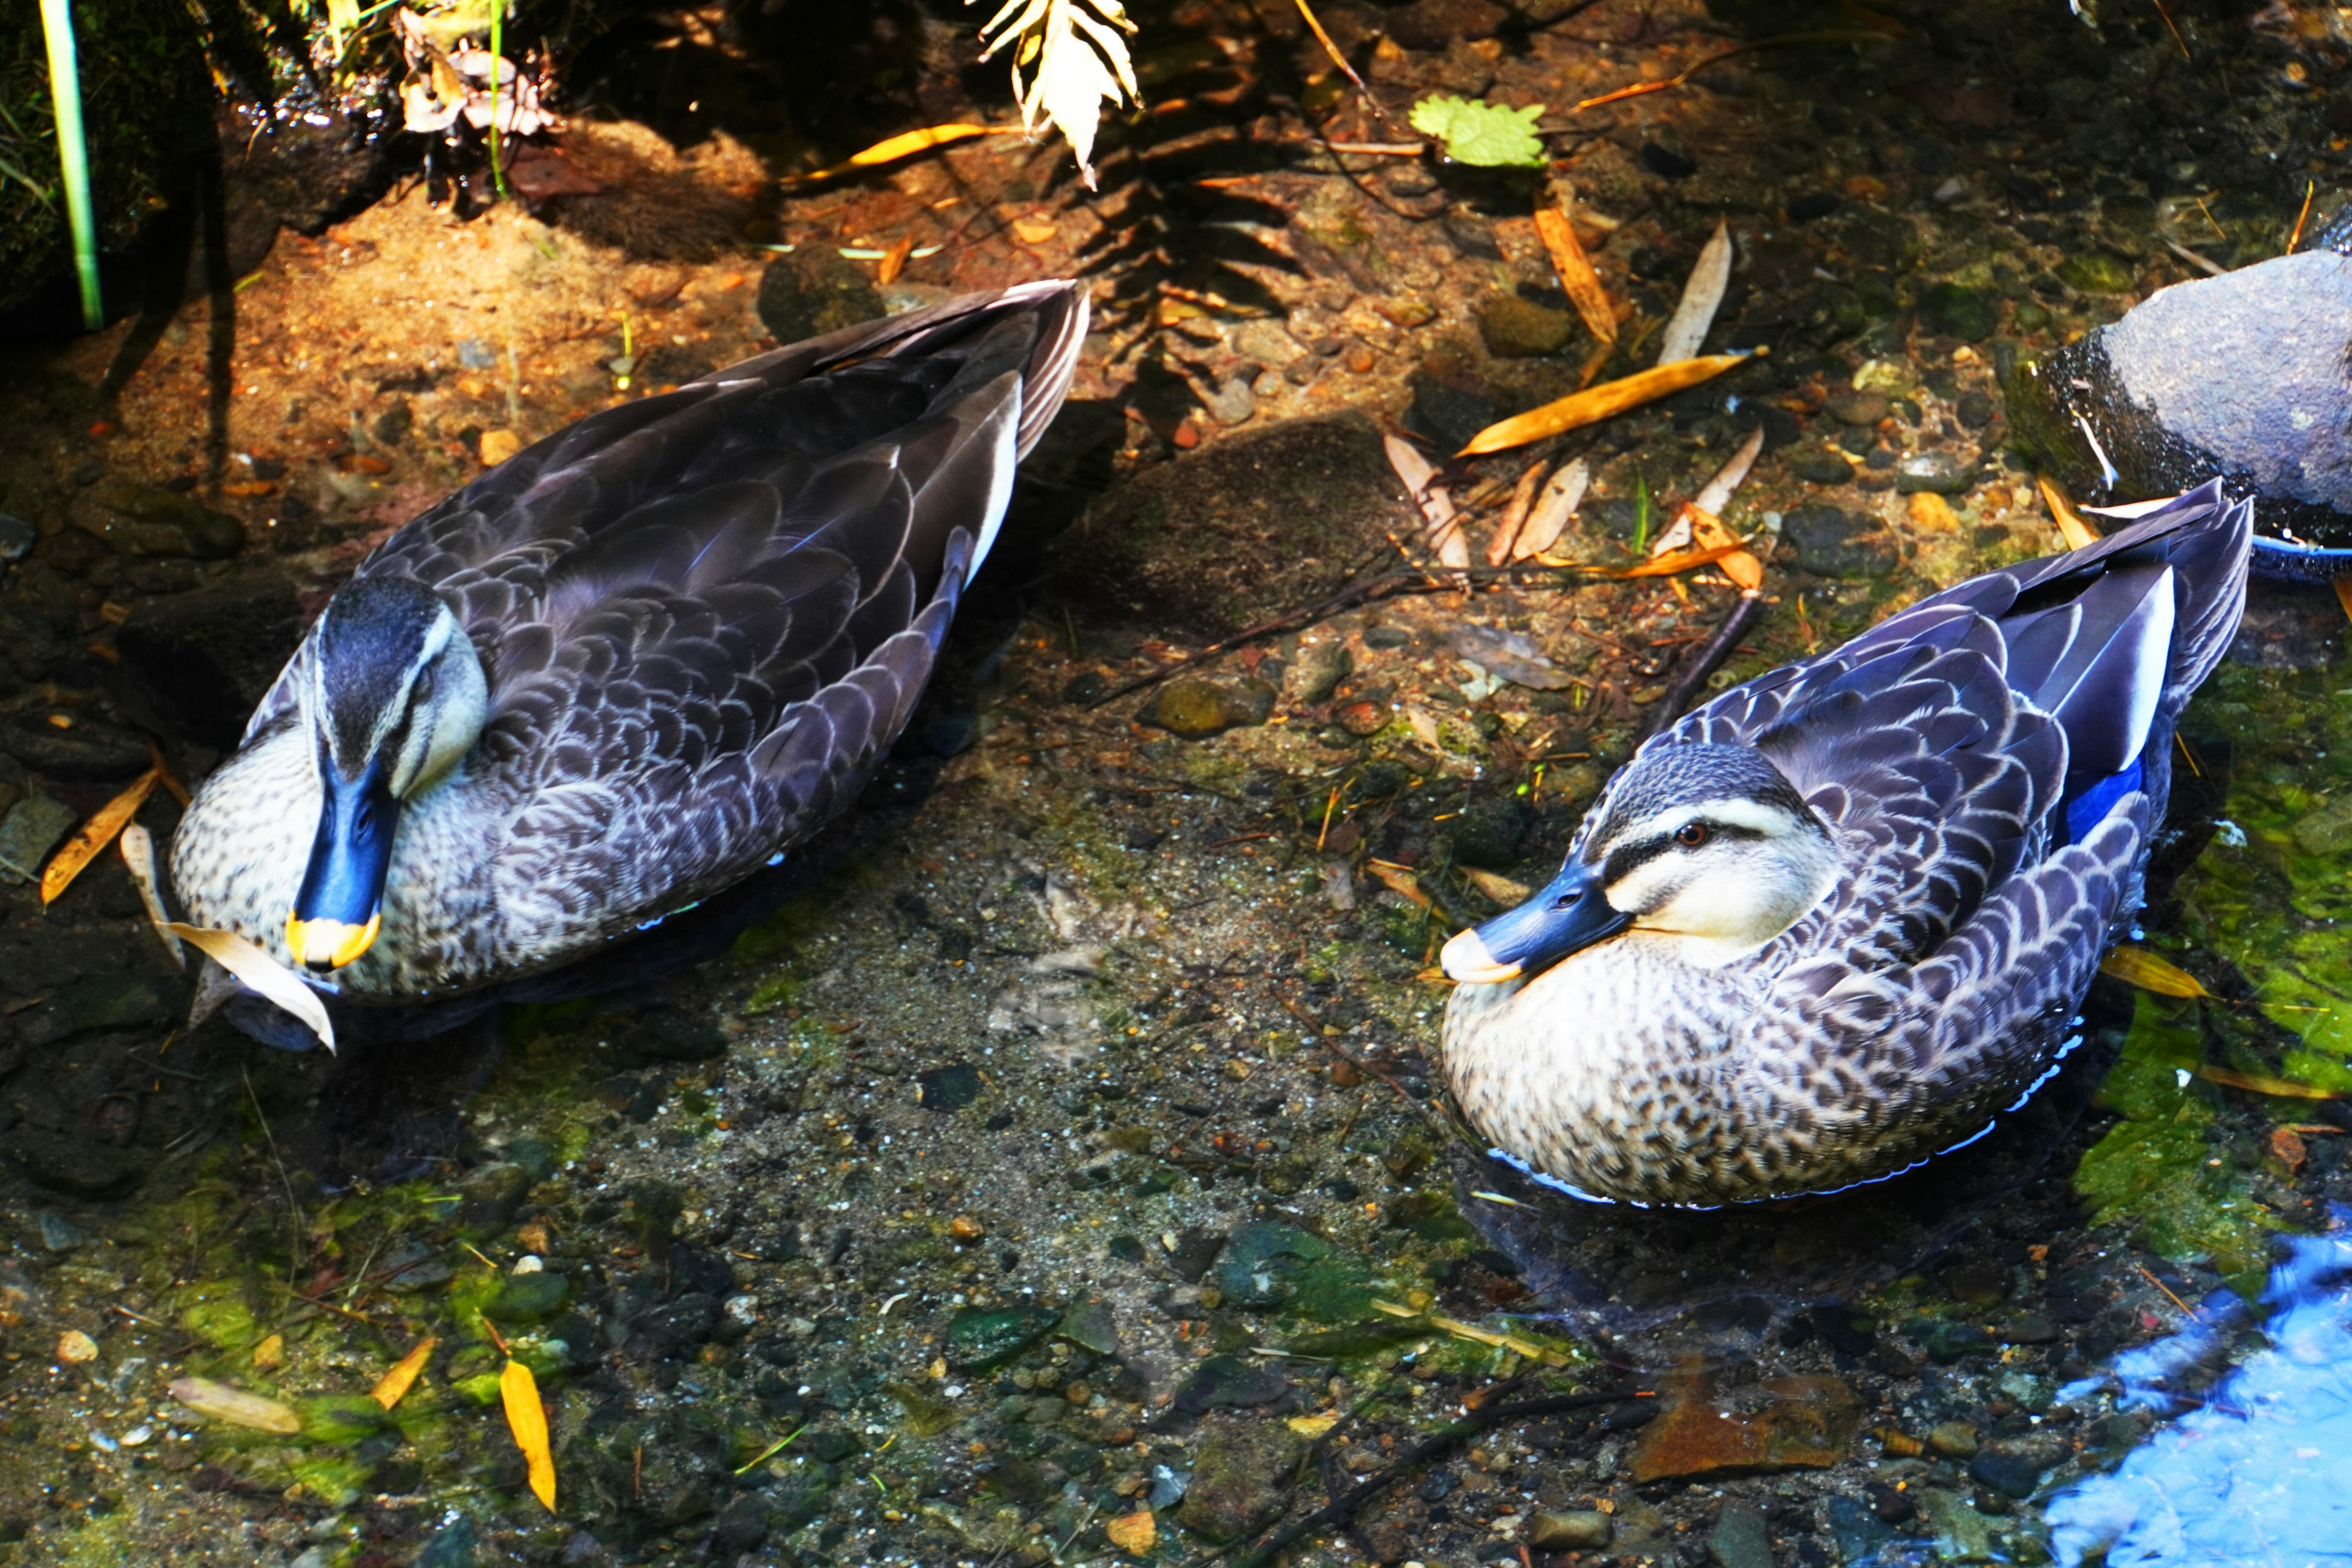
[1642,590,1768,739]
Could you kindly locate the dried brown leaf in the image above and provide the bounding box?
[42,769,157,905]
[373,1336,437,1410]
[1457,352,1760,456]
[1534,206,1616,345]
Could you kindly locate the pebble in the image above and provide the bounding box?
[1384,0,1506,50]
[1895,450,1977,494]
[1826,391,1890,426]
[1928,1420,1981,1458]
[755,248,882,344]
[1526,1510,1612,1550]
[479,429,523,466]
[1969,1433,2066,1498]
[38,1213,85,1252]
[1919,282,1999,341]
[457,338,497,369]
[1175,1420,1308,1542]
[1708,1499,1773,1568]
[70,480,243,560]
[1782,505,1897,579]
[1144,679,1274,738]
[0,796,78,884]
[1285,639,1353,704]
[1634,1368,1860,1481]
[945,1303,1058,1371]
[1476,295,1577,358]
[1201,377,1256,426]
[1640,141,1698,178]
[2056,249,2138,294]
[1791,450,1856,485]
[0,513,33,562]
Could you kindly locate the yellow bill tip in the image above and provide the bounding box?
[287,912,380,970]
[1441,928,1522,985]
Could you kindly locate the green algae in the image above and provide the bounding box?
[2075,993,2279,1286]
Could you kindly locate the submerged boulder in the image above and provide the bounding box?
[2005,231,2352,575]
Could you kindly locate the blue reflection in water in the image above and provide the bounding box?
[2043,1219,2352,1567]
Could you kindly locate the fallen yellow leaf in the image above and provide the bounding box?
[2038,474,2100,551]
[875,236,916,286]
[167,924,336,1054]
[1459,867,1532,905]
[502,1357,556,1511]
[372,1336,437,1410]
[1286,1411,1343,1438]
[1104,1510,1156,1555]
[1363,861,1431,910]
[1458,351,1761,456]
[2100,946,2208,999]
[2193,1065,2345,1101]
[781,123,1009,185]
[42,769,158,905]
[1610,538,1756,579]
[1534,206,1616,346]
[1012,219,1058,244]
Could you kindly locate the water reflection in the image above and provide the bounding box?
[2043,1217,2352,1567]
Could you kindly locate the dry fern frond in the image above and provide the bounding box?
[969,0,1138,187]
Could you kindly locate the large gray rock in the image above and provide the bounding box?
[1049,412,1416,638]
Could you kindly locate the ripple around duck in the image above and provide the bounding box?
[1445,973,2135,1336]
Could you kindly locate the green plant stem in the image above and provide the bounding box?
[36,0,101,330]
[488,0,513,202]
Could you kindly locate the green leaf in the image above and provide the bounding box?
[1409,95,1548,169]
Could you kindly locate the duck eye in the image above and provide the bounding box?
[411,667,436,706]
[1674,821,1710,848]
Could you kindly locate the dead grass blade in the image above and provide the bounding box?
[779,123,1012,186]
[1458,351,1760,456]
[372,1336,437,1410]
[2038,475,2100,551]
[118,824,185,968]
[2193,1065,2345,1101]
[165,925,336,1054]
[1292,0,1378,113]
[42,769,157,904]
[1656,220,1732,366]
[2100,947,2209,1000]
[502,1357,557,1510]
[1534,205,1616,345]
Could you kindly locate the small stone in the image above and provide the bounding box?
[69,480,243,559]
[1921,1320,1997,1363]
[1640,141,1697,179]
[2056,250,2138,295]
[1526,1510,1612,1550]
[1057,1299,1120,1355]
[757,248,883,344]
[1175,1419,1307,1541]
[37,1213,84,1252]
[1476,295,1577,358]
[1927,1420,1981,1458]
[1956,389,1994,428]
[949,1215,984,1242]
[1791,450,1856,484]
[917,1061,984,1112]
[1632,1368,1861,1481]
[1385,0,1506,48]
[1907,492,1962,533]
[946,1303,1058,1371]
[1826,391,1890,426]
[1335,700,1388,737]
[485,1270,570,1322]
[458,339,497,370]
[1789,191,1842,223]
[1175,1354,1291,1414]
[1919,282,1999,341]
[1782,505,1897,578]
[478,429,523,466]
[1202,377,1256,427]
[1919,1488,2002,1558]
[1998,1313,2060,1345]
[1411,377,1501,452]
[0,513,33,562]
[1708,1499,1773,1568]
[1286,638,1354,704]
[1895,450,1978,494]
[55,1330,97,1365]
[1144,679,1275,738]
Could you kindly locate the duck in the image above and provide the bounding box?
[170,279,1087,1046]
[1439,482,2252,1207]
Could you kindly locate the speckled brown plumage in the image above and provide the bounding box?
[1442,484,2252,1206]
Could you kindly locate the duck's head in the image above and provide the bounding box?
[287,576,486,971]
[1443,742,1836,982]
